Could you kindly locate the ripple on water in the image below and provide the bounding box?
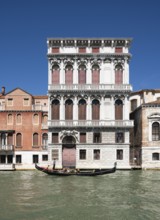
[1,170,160,220]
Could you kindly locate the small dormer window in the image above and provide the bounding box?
[7,98,13,106]
[24,98,29,106]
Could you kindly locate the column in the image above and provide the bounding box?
[73,60,78,84]
[111,95,115,120]
[86,60,91,84]
[123,95,129,120]
[124,58,129,84]
[60,60,64,84]
[100,96,104,120]
[60,96,65,120]
[87,96,92,120]
[73,96,78,120]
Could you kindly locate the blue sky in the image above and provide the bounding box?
[0,0,160,95]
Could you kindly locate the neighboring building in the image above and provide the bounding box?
[0,87,48,170]
[47,38,133,169]
[130,89,160,169]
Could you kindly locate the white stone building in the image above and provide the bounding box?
[130,89,160,169]
[47,38,133,169]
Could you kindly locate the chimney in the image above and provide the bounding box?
[1,86,5,95]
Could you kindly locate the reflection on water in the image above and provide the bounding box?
[0,170,160,220]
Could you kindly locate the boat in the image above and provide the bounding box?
[35,162,117,176]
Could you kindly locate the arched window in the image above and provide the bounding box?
[33,113,39,124]
[42,114,48,124]
[115,64,123,84]
[33,133,38,146]
[78,99,86,120]
[152,153,159,160]
[115,99,123,120]
[78,64,86,84]
[92,64,100,84]
[152,122,160,141]
[8,133,13,146]
[51,99,60,120]
[8,114,13,124]
[42,133,48,147]
[92,99,100,120]
[65,64,73,84]
[17,114,22,124]
[16,133,22,147]
[52,64,60,84]
[65,99,73,120]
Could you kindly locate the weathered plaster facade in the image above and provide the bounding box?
[130,90,160,169]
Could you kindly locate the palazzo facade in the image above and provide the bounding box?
[0,87,48,170]
[47,38,133,169]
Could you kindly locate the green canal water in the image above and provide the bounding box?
[0,170,160,220]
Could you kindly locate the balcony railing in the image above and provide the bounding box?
[48,120,134,128]
[48,84,132,91]
[0,145,14,151]
[32,105,48,111]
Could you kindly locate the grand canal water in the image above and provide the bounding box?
[0,170,160,220]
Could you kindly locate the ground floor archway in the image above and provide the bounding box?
[62,136,76,168]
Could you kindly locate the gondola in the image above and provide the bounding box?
[35,162,117,176]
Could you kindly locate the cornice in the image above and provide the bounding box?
[47,53,132,59]
[47,38,132,48]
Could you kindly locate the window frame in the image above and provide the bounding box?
[93,149,100,160]
[79,149,86,160]
[152,122,160,141]
[152,152,160,161]
[117,149,123,160]
[16,155,22,164]
[93,132,101,143]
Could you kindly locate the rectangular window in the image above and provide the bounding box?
[42,155,48,161]
[79,47,86,53]
[152,153,159,161]
[92,47,99,53]
[80,133,86,143]
[16,155,22,164]
[115,47,123,53]
[93,150,100,160]
[52,47,59,53]
[0,155,6,163]
[79,149,86,160]
[116,132,124,143]
[7,98,13,106]
[94,149,100,160]
[117,149,123,160]
[93,133,101,143]
[33,155,39,163]
[52,133,58,143]
[7,155,13,164]
[24,98,29,106]
[52,149,59,160]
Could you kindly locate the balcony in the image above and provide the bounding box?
[0,145,14,151]
[32,105,48,111]
[48,84,132,92]
[48,120,134,128]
